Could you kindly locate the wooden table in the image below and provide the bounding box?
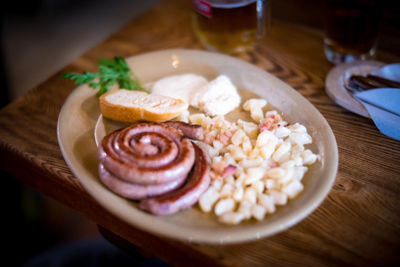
[1,0,399,266]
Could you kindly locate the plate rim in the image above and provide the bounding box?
[58,48,338,244]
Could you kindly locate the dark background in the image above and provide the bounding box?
[1,1,161,266]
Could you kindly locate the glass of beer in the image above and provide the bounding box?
[323,0,383,64]
[192,0,269,53]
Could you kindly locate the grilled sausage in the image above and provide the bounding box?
[163,121,204,141]
[98,163,187,199]
[99,123,195,185]
[139,142,210,215]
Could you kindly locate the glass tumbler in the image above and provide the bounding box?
[192,0,269,53]
[323,0,383,64]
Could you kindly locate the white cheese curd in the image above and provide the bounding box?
[151,73,208,103]
[190,75,241,116]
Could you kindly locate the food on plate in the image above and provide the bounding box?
[98,121,211,215]
[178,98,318,224]
[163,121,204,141]
[65,56,320,223]
[151,74,241,116]
[99,89,188,123]
[96,69,318,223]
[63,57,148,96]
[151,73,208,103]
[140,142,211,215]
[98,163,188,200]
[190,74,241,116]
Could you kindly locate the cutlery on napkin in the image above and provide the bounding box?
[346,63,400,141]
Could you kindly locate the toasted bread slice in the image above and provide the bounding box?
[99,89,188,123]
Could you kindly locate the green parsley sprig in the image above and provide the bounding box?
[62,57,149,96]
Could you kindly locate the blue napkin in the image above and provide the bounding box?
[354,88,400,140]
[351,63,400,140]
[353,63,400,140]
[372,63,400,82]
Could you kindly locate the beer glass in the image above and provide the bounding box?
[323,0,383,64]
[192,0,269,53]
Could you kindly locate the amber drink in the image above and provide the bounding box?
[192,0,268,52]
[324,0,382,64]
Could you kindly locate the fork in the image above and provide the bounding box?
[345,74,400,93]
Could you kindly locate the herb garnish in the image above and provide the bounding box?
[62,57,149,96]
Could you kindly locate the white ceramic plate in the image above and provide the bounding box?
[57,49,338,244]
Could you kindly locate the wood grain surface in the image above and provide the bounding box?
[1,0,399,266]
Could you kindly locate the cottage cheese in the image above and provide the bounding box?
[152,73,241,116]
[151,73,207,103]
[190,75,241,116]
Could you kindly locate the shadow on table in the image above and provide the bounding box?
[0,168,170,267]
[22,237,171,267]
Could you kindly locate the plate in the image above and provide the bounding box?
[325,60,385,118]
[57,49,338,244]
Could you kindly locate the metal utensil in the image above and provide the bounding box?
[345,74,400,93]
